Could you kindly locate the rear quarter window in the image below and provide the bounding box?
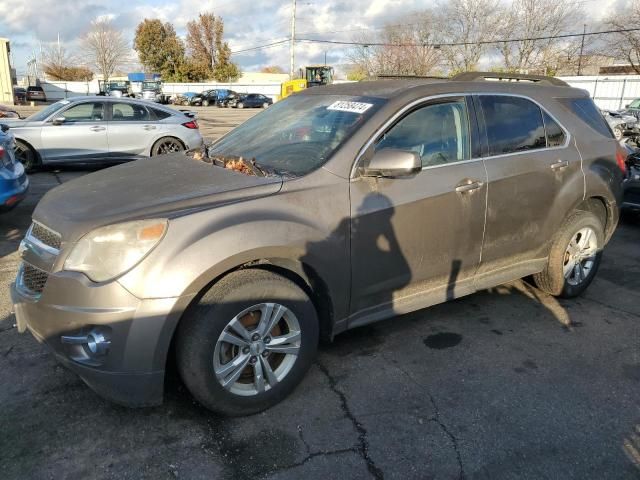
[559,97,613,138]
[151,108,172,120]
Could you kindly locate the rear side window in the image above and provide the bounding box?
[560,98,613,138]
[111,103,150,121]
[542,111,566,147]
[150,108,172,120]
[480,95,546,155]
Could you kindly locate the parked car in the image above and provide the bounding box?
[174,92,200,106]
[26,86,46,103]
[2,96,203,171]
[0,124,28,212]
[624,98,640,120]
[190,89,220,107]
[13,87,27,105]
[0,105,20,119]
[602,109,639,142]
[12,73,624,416]
[230,93,273,109]
[623,145,640,209]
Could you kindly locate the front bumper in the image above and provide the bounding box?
[11,273,193,407]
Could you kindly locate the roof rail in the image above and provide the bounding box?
[452,71,569,87]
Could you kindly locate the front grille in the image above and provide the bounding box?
[20,262,49,294]
[30,222,61,250]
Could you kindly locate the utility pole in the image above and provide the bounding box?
[577,24,586,76]
[290,0,296,79]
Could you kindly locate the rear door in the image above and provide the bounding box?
[350,96,488,320]
[474,94,580,287]
[40,101,109,162]
[106,102,159,159]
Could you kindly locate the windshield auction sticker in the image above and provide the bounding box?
[327,101,374,114]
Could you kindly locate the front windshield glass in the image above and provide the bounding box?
[26,100,68,121]
[629,99,640,109]
[209,94,384,175]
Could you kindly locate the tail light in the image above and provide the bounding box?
[615,145,627,173]
[182,120,198,129]
[0,146,5,158]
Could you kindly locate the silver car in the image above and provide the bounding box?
[4,97,203,171]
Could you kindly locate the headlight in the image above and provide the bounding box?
[64,219,167,282]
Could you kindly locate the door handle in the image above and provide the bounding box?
[143,125,157,130]
[455,180,483,193]
[89,126,106,132]
[550,160,569,171]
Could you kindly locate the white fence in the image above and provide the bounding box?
[559,75,640,110]
[40,80,282,102]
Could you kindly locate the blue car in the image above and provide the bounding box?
[0,124,28,212]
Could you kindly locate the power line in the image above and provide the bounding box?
[295,26,640,48]
[230,39,290,54]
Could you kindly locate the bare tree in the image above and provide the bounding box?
[347,12,443,77]
[604,1,640,74]
[82,18,130,81]
[495,0,584,73]
[42,41,93,81]
[434,0,501,73]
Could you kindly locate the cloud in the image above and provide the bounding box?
[0,0,629,77]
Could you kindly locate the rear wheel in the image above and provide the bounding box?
[176,269,319,416]
[262,102,269,108]
[533,210,604,298]
[151,137,185,156]
[202,99,210,107]
[14,140,39,172]
[237,102,244,109]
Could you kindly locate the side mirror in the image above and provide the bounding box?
[362,148,421,178]
[52,116,66,126]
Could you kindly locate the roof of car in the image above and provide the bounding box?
[300,76,586,100]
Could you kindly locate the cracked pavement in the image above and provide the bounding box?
[1,109,640,479]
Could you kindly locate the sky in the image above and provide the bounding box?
[0,0,624,78]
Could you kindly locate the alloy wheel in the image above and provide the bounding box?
[563,227,598,286]
[213,303,301,396]
[155,139,183,155]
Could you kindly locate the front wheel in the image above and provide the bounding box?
[176,269,319,416]
[262,102,269,109]
[151,137,185,156]
[533,210,604,298]
[614,126,624,141]
[236,102,244,109]
[202,99,210,107]
[14,140,39,172]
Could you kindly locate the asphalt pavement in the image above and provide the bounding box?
[0,107,639,480]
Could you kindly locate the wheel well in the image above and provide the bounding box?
[576,196,609,233]
[14,138,41,162]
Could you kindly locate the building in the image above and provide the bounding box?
[0,38,15,105]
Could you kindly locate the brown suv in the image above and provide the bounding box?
[12,73,624,416]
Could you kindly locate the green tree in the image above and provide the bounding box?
[185,12,240,81]
[134,19,186,79]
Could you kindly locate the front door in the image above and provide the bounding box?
[40,101,108,162]
[349,97,487,324]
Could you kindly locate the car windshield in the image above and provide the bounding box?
[209,94,384,176]
[629,99,640,109]
[26,100,69,121]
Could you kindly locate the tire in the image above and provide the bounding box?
[176,269,319,416]
[614,126,624,141]
[237,102,244,109]
[262,102,269,109]
[14,140,39,172]
[151,137,185,156]
[202,99,210,107]
[533,210,604,298]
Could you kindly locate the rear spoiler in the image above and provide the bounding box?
[178,109,197,119]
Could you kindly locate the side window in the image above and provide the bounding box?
[111,103,150,121]
[542,111,566,147]
[480,96,546,155]
[375,99,471,167]
[559,97,613,138]
[150,107,172,120]
[60,102,104,122]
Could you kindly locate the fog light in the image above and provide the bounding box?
[61,328,111,356]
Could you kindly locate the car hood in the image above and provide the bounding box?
[33,154,283,242]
